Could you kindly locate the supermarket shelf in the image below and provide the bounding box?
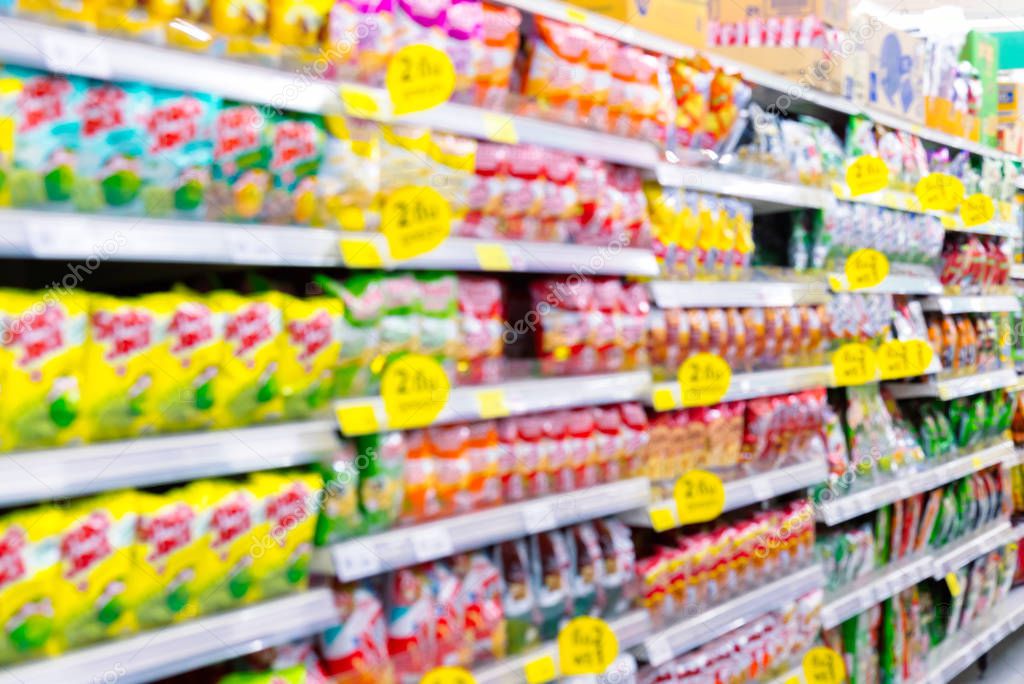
[827,272,943,295]
[817,441,1014,526]
[931,518,1016,579]
[646,279,830,309]
[312,478,651,582]
[883,367,1020,400]
[944,220,1018,239]
[648,365,832,412]
[334,371,651,436]
[926,585,1024,684]
[622,459,828,529]
[0,589,338,684]
[921,295,1021,314]
[636,564,825,666]
[0,419,340,507]
[820,553,934,629]
[473,609,651,684]
[654,165,831,212]
[0,210,660,275]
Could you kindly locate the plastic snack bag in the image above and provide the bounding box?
[266,112,325,225]
[210,102,272,222]
[280,294,344,419]
[320,579,393,683]
[196,480,260,612]
[324,0,395,85]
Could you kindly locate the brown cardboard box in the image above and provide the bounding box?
[847,16,926,123]
[710,45,851,95]
[709,0,848,29]
[566,0,709,48]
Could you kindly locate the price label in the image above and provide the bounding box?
[474,243,512,271]
[915,173,965,212]
[412,526,454,562]
[482,113,518,144]
[334,541,383,581]
[832,343,877,387]
[652,387,677,411]
[876,339,933,380]
[845,155,888,196]
[946,572,962,597]
[802,646,846,684]
[335,404,380,436]
[673,470,726,525]
[557,616,619,676]
[960,193,996,227]
[421,667,476,684]
[339,237,385,268]
[649,506,677,532]
[524,655,557,684]
[845,248,889,290]
[381,354,451,429]
[678,353,731,407]
[386,44,456,115]
[338,85,384,119]
[382,186,452,260]
[475,388,509,419]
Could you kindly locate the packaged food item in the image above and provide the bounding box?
[198,480,260,612]
[475,3,520,109]
[320,580,393,683]
[452,551,505,663]
[495,538,537,655]
[0,289,90,451]
[210,103,272,222]
[320,115,381,231]
[315,448,364,544]
[521,17,589,125]
[211,0,279,62]
[280,294,344,419]
[324,0,395,85]
[268,0,332,65]
[266,112,326,225]
[386,565,435,683]
[357,432,406,532]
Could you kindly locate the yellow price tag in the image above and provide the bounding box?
[649,506,676,532]
[339,84,383,118]
[845,155,889,196]
[524,655,557,684]
[915,173,965,212]
[972,455,984,470]
[476,388,509,419]
[1011,543,1019,552]
[876,339,933,380]
[832,343,878,387]
[785,678,802,684]
[381,354,451,429]
[845,248,889,290]
[339,237,385,268]
[673,470,726,525]
[336,404,379,436]
[420,667,476,684]
[557,616,619,675]
[960,193,996,227]
[385,44,455,115]
[652,387,677,412]
[565,6,588,23]
[482,113,518,144]
[802,646,846,684]
[474,243,512,271]
[382,186,451,261]
[678,352,731,407]
[946,572,962,597]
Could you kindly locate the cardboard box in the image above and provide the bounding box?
[961,31,1000,145]
[854,19,926,124]
[998,82,1024,124]
[709,0,848,28]
[710,45,851,95]
[566,0,708,48]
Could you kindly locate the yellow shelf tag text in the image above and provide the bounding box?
[336,404,379,436]
[916,173,965,212]
[678,352,731,407]
[845,248,889,290]
[386,44,455,115]
[382,186,451,261]
[524,655,557,684]
[876,339,933,380]
[649,506,676,532]
[557,616,618,676]
[802,646,846,684]
[960,193,996,227]
[381,354,450,429]
[845,155,888,196]
[674,470,726,525]
[339,237,385,268]
[832,343,877,387]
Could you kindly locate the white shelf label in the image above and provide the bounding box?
[411,526,454,562]
[334,541,383,581]
[751,478,773,501]
[644,635,673,666]
[41,35,112,79]
[522,501,557,533]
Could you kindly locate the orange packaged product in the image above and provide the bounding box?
[666,307,689,375]
[580,31,613,128]
[670,57,710,149]
[566,409,598,490]
[648,308,670,376]
[544,411,573,494]
[725,307,746,370]
[645,414,671,492]
[517,415,551,498]
[429,424,471,517]
[522,17,588,124]
[706,308,728,361]
[607,45,637,136]
[476,3,521,109]
[466,420,501,509]
[722,401,745,469]
[402,430,439,523]
[497,418,527,502]
[742,307,766,369]
[762,308,783,368]
[687,408,711,470]
[593,406,622,483]
[927,314,943,365]
[956,315,977,374]
[702,405,726,469]
[620,402,649,477]
[689,309,711,357]
[782,306,803,363]
[631,51,669,145]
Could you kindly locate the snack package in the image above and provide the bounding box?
[386,566,435,683]
[320,580,393,683]
[0,288,90,451]
[211,0,278,62]
[268,0,332,65]
[197,480,260,612]
[74,80,151,214]
[210,103,272,222]
[83,294,162,442]
[452,551,505,663]
[476,3,520,109]
[521,17,587,125]
[266,112,325,225]
[531,529,571,640]
[58,491,140,650]
[314,446,364,545]
[319,115,381,231]
[0,66,83,208]
[0,505,65,664]
[357,432,406,532]
[143,88,218,218]
[213,291,285,427]
[495,538,538,655]
[280,294,344,419]
[150,291,223,433]
[247,471,322,601]
[324,0,395,85]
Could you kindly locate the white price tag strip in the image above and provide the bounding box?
[412,526,455,562]
[334,542,383,581]
[41,34,112,79]
[226,229,274,264]
[751,478,773,501]
[644,635,673,666]
[522,501,557,533]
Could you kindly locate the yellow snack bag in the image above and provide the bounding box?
[211,0,280,62]
[0,288,89,451]
[214,291,285,428]
[149,291,223,433]
[248,471,322,601]
[130,484,215,629]
[196,480,260,612]
[0,505,64,664]
[57,491,139,649]
[280,294,344,419]
[83,294,162,442]
[269,0,332,62]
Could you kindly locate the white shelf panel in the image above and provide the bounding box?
[817,441,1014,526]
[921,295,1021,314]
[883,367,1020,400]
[312,478,651,582]
[647,280,830,309]
[0,210,659,276]
[1012,264,1024,280]
[648,366,832,412]
[473,609,651,684]
[334,371,651,437]
[927,585,1024,684]
[827,272,943,296]
[821,553,934,629]
[931,518,1015,579]
[0,419,340,507]
[636,564,824,666]
[0,589,338,684]
[654,165,832,211]
[622,459,827,529]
